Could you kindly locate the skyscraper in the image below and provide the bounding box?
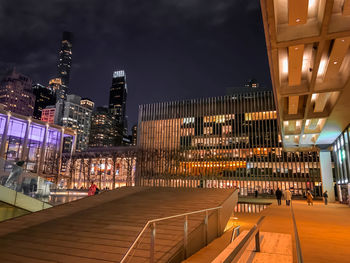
[55,94,93,151]
[32,83,56,120]
[88,107,115,147]
[57,31,73,88]
[48,78,66,101]
[0,69,35,116]
[109,70,128,138]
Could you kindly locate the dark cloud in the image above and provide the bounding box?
[0,0,271,129]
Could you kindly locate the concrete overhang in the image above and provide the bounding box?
[261,0,350,150]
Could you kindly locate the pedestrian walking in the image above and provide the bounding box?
[88,181,97,196]
[254,189,258,198]
[276,187,282,205]
[306,191,313,206]
[285,189,292,206]
[323,190,328,205]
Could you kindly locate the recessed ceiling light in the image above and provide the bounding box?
[296,18,300,23]
[341,39,345,42]
[334,61,338,64]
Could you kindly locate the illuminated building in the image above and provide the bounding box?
[132,124,137,145]
[109,70,128,141]
[41,106,56,124]
[88,107,115,147]
[0,69,35,117]
[137,91,321,195]
[332,125,350,203]
[80,98,94,110]
[48,78,66,101]
[57,94,93,151]
[32,83,56,120]
[0,108,75,178]
[61,146,136,189]
[57,31,73,87]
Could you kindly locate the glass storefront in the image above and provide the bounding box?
[332,125,350,204]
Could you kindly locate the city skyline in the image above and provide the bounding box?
[0,0,272,128]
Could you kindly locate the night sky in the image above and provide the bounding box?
[0,0,271,130]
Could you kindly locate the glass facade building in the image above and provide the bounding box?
[57,31,73,88]
[137,91,321,195]
[0,109,76,178]
[109,70,128,141]
[332,124,350,203]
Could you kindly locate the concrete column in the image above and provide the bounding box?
[70,132,77,155]
[56,128,65,184]
[320,151,335,202]
[38,125,48,176]
[20,118,31,162]
[0,114,11,159]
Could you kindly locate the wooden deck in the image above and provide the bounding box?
[0,187,237,263]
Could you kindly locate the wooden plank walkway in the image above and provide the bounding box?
[211,230,292,263]
[185,198,350,263]
[0,187,236,263]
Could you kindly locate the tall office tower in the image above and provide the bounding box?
[32,83,56,120]
[0,69,35,116]
[48,78,66,101]
[57,31,73,88]
[88,107,116,147]
[137,91,322,195]
[109,70,128,142]
[55,94,93,151]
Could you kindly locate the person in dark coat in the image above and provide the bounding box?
[276,187,282,205]
[323,190,328,205]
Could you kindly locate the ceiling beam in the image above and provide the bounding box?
[288,44,304,86]
[288,0,309,26]
[288,95,299,115]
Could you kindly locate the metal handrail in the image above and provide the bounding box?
[223,216,265,263]
[291,202,304,263]
[230,225,241,242]
[119,205,222,263]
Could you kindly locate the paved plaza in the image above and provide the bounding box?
[185,198,350,263]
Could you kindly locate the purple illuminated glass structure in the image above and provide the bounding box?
[0,111,76,178]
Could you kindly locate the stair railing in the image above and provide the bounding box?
[120,206,223,263]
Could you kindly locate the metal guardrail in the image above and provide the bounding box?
[291,202,304,263]
[222,216,265,263]
[119,206,223,263]
[230,225,241,242]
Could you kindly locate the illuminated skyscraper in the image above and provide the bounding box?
[55,94,93,151]
[109,70,128,139]
[32,83,56,120]
[88,107,115,147]
[57,31,73,88]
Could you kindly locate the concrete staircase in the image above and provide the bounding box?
[0,187,238,263]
